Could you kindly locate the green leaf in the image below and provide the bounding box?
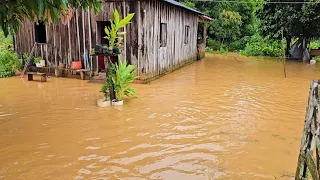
[38,0,44,19]
[118,13,134,28]
[114,9,120,25]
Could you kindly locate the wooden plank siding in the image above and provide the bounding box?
[16,0,200,80]
[138,0,198,80]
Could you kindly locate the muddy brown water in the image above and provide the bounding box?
[0,53,319,179]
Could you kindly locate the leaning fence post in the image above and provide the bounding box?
[295,80,319,180]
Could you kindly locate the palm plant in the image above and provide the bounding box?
[111,58,138,101]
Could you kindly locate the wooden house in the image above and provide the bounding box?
[16,0,211,81]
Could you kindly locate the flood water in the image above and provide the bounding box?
[0,53,319,179]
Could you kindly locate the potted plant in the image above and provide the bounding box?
[111,58,138,105]
[34,57,45,67]
[103,10,134,54]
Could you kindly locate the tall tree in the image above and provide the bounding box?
[259,0,320,53]
[211,10,242,47]
[0,0,102,37]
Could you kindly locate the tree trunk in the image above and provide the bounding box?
[220,38,224,50]
[104,56,115,104]
[286,36,291,57]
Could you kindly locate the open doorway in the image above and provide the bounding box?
[197,22,204,45]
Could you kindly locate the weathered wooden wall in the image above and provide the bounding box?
[137,0,199,80]
[16,0,200,80]
[16,1,138,75]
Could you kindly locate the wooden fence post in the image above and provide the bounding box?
[296,80,320,180]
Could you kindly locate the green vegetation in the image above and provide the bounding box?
[101,58,138,102]
[0,30,19,78]
[104,9,134,51]
[0,49,21,78]
[179,0,320,57]
[111,58,138,101]
[0,31,13,49]
[1,1,102,37]
[33,57,42,64]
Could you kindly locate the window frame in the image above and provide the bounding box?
[184,25,190,44]
[160,23,167,47]
[34,21,47,44]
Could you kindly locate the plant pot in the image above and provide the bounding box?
[103,49,113,55]
[97,98,111,107]
[35,60,45,67]
[112,100,123,106]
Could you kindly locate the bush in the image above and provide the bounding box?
[310,40,320,49]
[227,36,250,52]
[239,34,281,57]
[0,31,13,50]
[205,47,214,53]
[0,49,21,78]
[207,39,221,51]
[215,48,228,54]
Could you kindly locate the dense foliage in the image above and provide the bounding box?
[179,0,320,57]
[112,58,138,101]
[0,49,21,78]
[104,9,134,51]
[0,31,13,49]
[101,58,138,102]
[0,0,102,36]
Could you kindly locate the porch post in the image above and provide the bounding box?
[203,23,207,45]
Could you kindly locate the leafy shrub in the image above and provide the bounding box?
[215,48,228,54]
[227,36,250,52]
[205,47,214,53]
[239,34,281,57]
[207,39,221,51]
[0,49,21,78]
[0,31,13,50]
[112,58,138,101]
[310,40,320,49]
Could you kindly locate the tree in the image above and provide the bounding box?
[259,0,320,54]
[211,10,242,47]
[179,0,196,9]
[0,0,102,37]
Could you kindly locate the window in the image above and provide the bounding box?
[184,25,190,44]
[34,21,46,43]
[160,23,167,47]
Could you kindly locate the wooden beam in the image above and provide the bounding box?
[88,8,93,75]
[76,9,81,60]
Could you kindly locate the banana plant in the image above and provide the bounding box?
[111,57,138,101]
[104,9,134,51]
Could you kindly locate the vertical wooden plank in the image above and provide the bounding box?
[53,25,57,66]
[123,1,127,59]
[68,20,72,66]
[76,9,81,60]
[88,9,92,74]
[137,0,141,76]
[84,8,90,69]
[82,8,86,68]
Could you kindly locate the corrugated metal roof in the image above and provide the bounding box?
[160,0,203,15]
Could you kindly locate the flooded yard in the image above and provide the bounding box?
[0,53,318,179]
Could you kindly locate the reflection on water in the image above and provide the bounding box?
[0,53,318,179]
